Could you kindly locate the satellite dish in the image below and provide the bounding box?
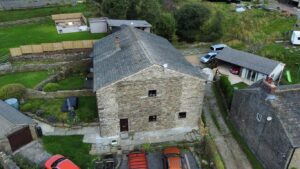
[267,116,272,121]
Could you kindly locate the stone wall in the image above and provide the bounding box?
[11,50,91,62]
[0,152,19,169]
[26,89,94,99]
[0,59,91,76]
[0,0,77,10]
[230,89,293,169]
[96,65,206,137]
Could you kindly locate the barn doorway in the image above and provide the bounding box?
[7,126,33,152]
[120,118,129,132]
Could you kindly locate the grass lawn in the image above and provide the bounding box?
[0,19,105,56]
[0,71,49,88]
[42,135,96,169]
[21,96,98,123]
[56,75,86,90]
[232,82,249,89]
[0,3,99,22]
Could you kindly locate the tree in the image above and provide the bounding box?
[155,13,176,41]
[199,11,224,42]
[175,4,211,42]
[139,0,161,30]
[126,0,140,19]
[102,0,129,19]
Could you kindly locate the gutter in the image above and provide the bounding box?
[286,148,295,169]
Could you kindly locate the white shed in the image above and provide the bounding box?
[291,30,300,45]
[89,18,108,33]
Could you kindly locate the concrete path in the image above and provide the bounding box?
[203,82,252,169]
[13,140,51,167]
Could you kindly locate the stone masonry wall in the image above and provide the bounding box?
[96,65,206,137]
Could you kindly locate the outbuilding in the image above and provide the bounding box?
[0,100,37,153]
[216,47,285,84]
[106,19,152,33]
[89,18,108,33]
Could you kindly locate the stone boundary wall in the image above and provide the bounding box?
[0,17,49,28]
[0,152,19,169]
[34,74,60,91]
[10,49,91,62]
[0,0,77,10]
[0,59,91,76]
[26,89,95,99]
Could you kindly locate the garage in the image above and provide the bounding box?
[7,126,33,152]
[0,100,36,153]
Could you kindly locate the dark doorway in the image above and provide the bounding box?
[7,126,33,152]
[120,118,129,132]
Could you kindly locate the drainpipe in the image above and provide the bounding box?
[285,148,295,169]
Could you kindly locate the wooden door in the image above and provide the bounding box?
[120,118,129,132]
[7,126,33,152]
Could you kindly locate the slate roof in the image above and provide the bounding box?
[0,100,33,137]
[216,47,283,74]
[92,25,205,91]
[106,19,152,28]
[271,84,300,147]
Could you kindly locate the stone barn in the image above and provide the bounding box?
[92,25,206,143]
[230,80,300,169]
[0,100,37,153]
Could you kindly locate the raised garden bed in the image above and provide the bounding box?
[0,71,49,88]
[20,96,98,123]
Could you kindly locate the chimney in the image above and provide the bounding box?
[262,76,277,93]
[114,36,121,50]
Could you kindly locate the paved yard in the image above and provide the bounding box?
[14,140,51,167]
[120,151,200,169]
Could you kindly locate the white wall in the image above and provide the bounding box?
[269,63,285,81]
[90,21,107,33]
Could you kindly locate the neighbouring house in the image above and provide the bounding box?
[52,13,88,34]
[92,25,206,142]
[216,47,285,84]
[0,100,37,153]
[230,80,300,169]
[0,0,77,10]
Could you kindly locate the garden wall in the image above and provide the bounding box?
[10,40,96,57]
[0,152,19,169]
[0,59,92,75]
[0,0,77,10]
[26,89,95,99]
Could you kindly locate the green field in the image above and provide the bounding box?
[0,3,98,22]
[21,96,98,123]
[42,135,96,168]
[0,71,49,88]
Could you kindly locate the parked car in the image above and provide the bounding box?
[127,151,148,169]
[45,154,80,169]
[230,66,241,75]
[210,44,227,52]
[200,52,218,63]
[163,147,182,169]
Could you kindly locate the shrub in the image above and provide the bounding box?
[43,83,60,92]
[155,13,176,41]
[21,103,33,112]
[219,75,234,107]
[0,83,26,100]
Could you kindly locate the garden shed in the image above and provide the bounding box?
[0,100,37,153]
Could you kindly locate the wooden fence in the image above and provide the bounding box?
[10,40,97,57]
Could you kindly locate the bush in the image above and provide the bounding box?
[155,13,176,41]
[0,83,26,100]
[199,11,224,42]
[219,75,234,107]
[21,103,33,112]
[43,83,60,92]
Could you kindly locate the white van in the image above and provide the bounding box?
[291,31,300,45]
[210,44,228,51]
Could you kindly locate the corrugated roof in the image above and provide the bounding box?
[0,100,33,137]
[106,19,152,27]
[216,47,282,74]
[92,26,205,91]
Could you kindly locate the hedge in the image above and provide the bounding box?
[43,83,60,92]
[219,75,234,107]
[0,83,26,100]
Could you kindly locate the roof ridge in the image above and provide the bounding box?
[128,27,155,64]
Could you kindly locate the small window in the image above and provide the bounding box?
[179,112,187,119]
[149,115,157,122]
[298,37,300,40]
[148,90,157,97]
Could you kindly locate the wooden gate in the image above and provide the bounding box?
[7,126,33,152]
